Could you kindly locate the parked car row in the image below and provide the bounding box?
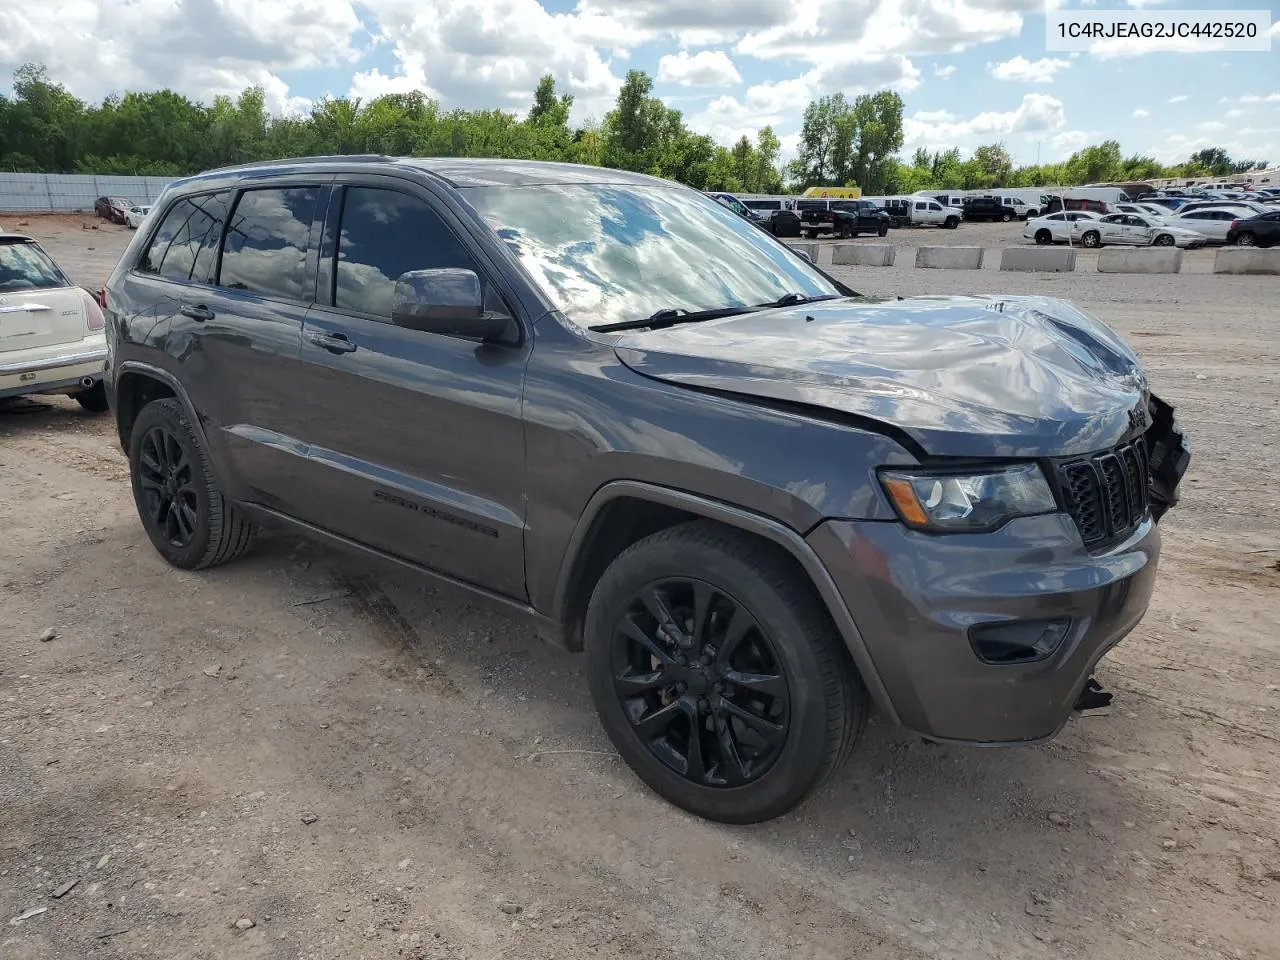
[1024,206,1280,248]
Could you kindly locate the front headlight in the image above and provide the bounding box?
[879,464,1057,533]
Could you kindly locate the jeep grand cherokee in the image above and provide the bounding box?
[102,157,1190,823]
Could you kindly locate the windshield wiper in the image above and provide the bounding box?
[588,305,754,333]
[756,293,840,309]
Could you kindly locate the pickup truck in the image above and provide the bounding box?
[906,198,961,229]
[797,199,891,239]
[962,197,1021,222]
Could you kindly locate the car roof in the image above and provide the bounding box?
[182,156,673,190]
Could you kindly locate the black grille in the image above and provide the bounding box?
[1056,439,1150,548]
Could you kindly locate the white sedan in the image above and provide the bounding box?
[1023,210,1101,245]
[125,205,152,229]
[1168,207,1241,243]
[1071,214,1207,248]
[0,233,109,411]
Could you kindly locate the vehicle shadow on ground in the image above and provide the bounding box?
[226,528,1144,922]
[0,397,111,435]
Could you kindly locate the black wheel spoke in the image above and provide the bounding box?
[715,607,753,667]
[615,667,668,696]
[717,696,786,745]
[690,581,714,648]
[713,716,749,786]
[139,448,163,477]
[633,699,685,742]
[683,703,707,782]
[620,615,676,667]
[610,576,791,789]
[723,669,786,699]
[641,587,679,633]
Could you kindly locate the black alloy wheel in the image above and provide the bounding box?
[136,424,200,549]
[609,578,790,789]
[1236,232,1256,246]
[128,398,254,569]
[1035,229,1052,245]
[584,521,867,823]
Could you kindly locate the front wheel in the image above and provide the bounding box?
[1080,231,1101,248]
[945,217,959,230]
[838,223,852,240]
[584,521,866,824]
[128,398,255,570]
[1153,233,1175,247]
[877,223,889,237]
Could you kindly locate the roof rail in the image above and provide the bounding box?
[205,154,394,173]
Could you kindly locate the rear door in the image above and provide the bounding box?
[0,239,87,354]
[124,183,326,512]
[295,178,530,598]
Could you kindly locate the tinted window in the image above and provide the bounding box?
[138,193,231,284]
[796,201,827,212]
[0,240,69,292]
[219,187,321,300]
[334,187,479,320]
[915,202,927,211]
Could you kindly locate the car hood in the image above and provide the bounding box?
[613,295,1151,458]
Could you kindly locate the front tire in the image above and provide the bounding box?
[945,217,959,230]
[877,223,889,237]
[584,521,866,824]
[1081,230,1101,248]
[1154,233,1175,247]
[128,398,255,570]
[74,382,109,412]
[838,223,853,240]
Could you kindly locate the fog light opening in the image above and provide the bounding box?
[969,618,1071,665]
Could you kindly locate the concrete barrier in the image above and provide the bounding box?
[1096,247,1183,274]
[915,246,984,269]
[1213,247,1280,275]
[1000,246,1077,272]
[789,242,820,263]
[831,243,895,267]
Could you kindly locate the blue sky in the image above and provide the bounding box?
[2,0,1277,168]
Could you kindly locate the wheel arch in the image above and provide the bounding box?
[549,480,899,723]
[113,361,202,453]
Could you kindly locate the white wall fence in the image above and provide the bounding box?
[0,173,176,214]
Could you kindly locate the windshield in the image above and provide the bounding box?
[464,183,840,329]
[0,241,70,292]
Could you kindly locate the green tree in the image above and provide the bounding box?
[967,143,1013,188]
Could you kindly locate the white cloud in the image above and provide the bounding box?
[348,65,440,103]
[736,0,1028,62]
[574,0,792,48]
[903,93,1066,152]
[988,55,1069,84]
[0,0,361,112]
[1196,120,1226,132]
[1225,108,1246,119]
[1051,130,1090,152]
[1132,108,1150,118]
[933,64,957,79]
[656,50,741,86]
[1167,95,1188,104]
[354,0,627,124]
[1240,93,1280,104]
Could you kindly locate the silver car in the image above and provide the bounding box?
[1071,214,1207,249]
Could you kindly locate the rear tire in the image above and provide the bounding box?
[1034,229,1052,245]
[128,398,255,570]
[1236,232,1256,247]
[838,223,852,240]
[584,521,867,824]
[1001,212,1012,222]
[74,382,109,412]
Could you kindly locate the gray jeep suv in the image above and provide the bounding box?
[102,157,1190,823]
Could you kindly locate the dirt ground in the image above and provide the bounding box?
[2,214,1278,960]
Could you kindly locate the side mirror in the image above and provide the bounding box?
[391,268,513,342]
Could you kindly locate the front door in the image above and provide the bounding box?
[296,180,530,599]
